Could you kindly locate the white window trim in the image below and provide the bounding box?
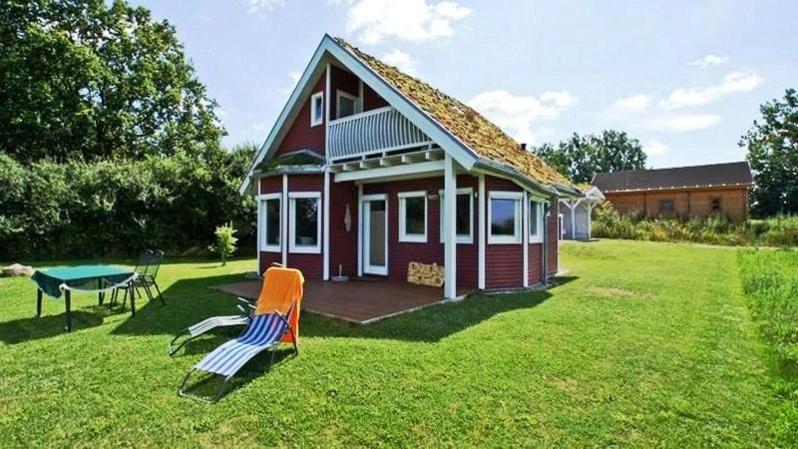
[529,199,544,243]
[398,191,428,243]
[488,191,523,244]
[438,187,473,244]
[310,91,324,127]
[288,191,322,254]
[259,193,282,253]
[336,89,360,118]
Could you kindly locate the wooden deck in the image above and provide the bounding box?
[214,279,467,324]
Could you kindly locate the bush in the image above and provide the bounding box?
[210,223,238,266]
[738,250,798,442]
[0,147,256,260]
[591,202,798,247]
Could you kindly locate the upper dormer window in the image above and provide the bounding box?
[336,90,360,119]
[310,92,323,127]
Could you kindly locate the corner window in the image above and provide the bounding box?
[711,197,721,212]
[439,188,473,244]
[310,92,323,127]
[289,192,321,253]
[489,191,522,244]
[398,191,427,243]
[260,193,281,252]
[336,90,360,119]
[529,200,543,243]
[658,199,674,214]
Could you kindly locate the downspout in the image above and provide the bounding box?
[542,203,550,285]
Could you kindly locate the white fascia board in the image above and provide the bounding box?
[322,36,478,172]
[239,39,330,195]
[334,160,445,183]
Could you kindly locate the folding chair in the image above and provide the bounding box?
[112,249,166,308]
[168,297,254,356]
[178,305,297,402]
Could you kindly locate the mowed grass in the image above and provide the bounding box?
[0,241,782,447]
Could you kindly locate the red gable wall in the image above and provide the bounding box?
[274,75,326,158]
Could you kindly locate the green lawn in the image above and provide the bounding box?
[0,241,784,447]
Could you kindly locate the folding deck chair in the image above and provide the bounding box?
[178,305,297,402]
[168,297,254,355]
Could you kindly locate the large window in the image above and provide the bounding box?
[260,193,281,252]
[439,188,473,244]
[310,92,323,127]
[336,90,360,119]
[529,199,543,243]
[398,191,427,243]
[489,191,522,244]
[289,192,321,253]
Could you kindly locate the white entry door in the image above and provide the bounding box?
[362,194,388,275]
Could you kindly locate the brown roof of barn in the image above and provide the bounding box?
[591,161,753,193]
[334,37,575,191]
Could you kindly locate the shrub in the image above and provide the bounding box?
[210,223,238,266]
[591,202,798,247]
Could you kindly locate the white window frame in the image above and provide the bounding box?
[288,191,322,254]
[336,89,360,118]
[488,191,523,244]
[310,91,324,127]
[259,193,282,253]
[438,187,473,244]
[398,191,428,243]
[529,199,544,243]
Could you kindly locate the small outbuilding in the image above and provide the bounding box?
[559,185,604,240]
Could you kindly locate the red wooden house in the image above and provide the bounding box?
[240,35,581,300]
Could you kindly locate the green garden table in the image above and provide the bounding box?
[31,265,138,332]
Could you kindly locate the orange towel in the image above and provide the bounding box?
[255,267,304,344]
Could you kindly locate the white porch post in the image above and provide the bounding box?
[586,202,594,240]
[443,154,457,299]
[477,174,486,290]
[256,194,262,273]
[281,174,288,267]
[522,190,529,288]
[323,63,331,280]
[357,184,363,277]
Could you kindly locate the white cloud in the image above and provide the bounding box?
[288,70,302,85]
[381,50,419,76]
[613,94,651,113]
[247,0,285,15]
[658,71,763,109]
[643,139,668,156]
[688,54,729,68]
[468,89,578,144]
[640,114,721,132]
[344,0,472,44]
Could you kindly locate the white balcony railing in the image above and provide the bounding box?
[327,106,433,161]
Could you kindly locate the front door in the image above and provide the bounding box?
[362,194,388,275]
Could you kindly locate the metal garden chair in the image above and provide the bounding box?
[111,249,166,308]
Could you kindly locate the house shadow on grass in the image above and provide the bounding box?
[111,272,576,344]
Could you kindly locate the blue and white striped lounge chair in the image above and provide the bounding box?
[168,297,254,356]
[178,306,297,402]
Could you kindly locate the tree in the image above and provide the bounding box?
[532,130,647,184]
[740,88,798,217]
[0,0,224,163]
[211,223,238,266]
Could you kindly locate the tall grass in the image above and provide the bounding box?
[738,250,798,442]
[592,204,798,247]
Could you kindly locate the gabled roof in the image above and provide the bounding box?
[334,38,574,190]
[591,161,753,193]
[240,35,577,197]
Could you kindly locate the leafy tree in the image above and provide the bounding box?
[0,0,223,163]
[532,130,647,184]
[211,223,238,266]
[740,88,798,217]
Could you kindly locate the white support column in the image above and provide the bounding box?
[443,154,457,299]
[281,174,288,267]
[586,202,594,240]
[357,184,363,277]
[322,63,332,280]
[323,170,331,280]
[477,174,486,290]
[256,195,262,274]
[522,190,529,288]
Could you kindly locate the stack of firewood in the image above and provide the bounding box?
[407,261,444,287]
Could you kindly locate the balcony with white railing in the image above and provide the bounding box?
[327,106,434,161]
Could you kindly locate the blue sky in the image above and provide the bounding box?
[132,0,797,168]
